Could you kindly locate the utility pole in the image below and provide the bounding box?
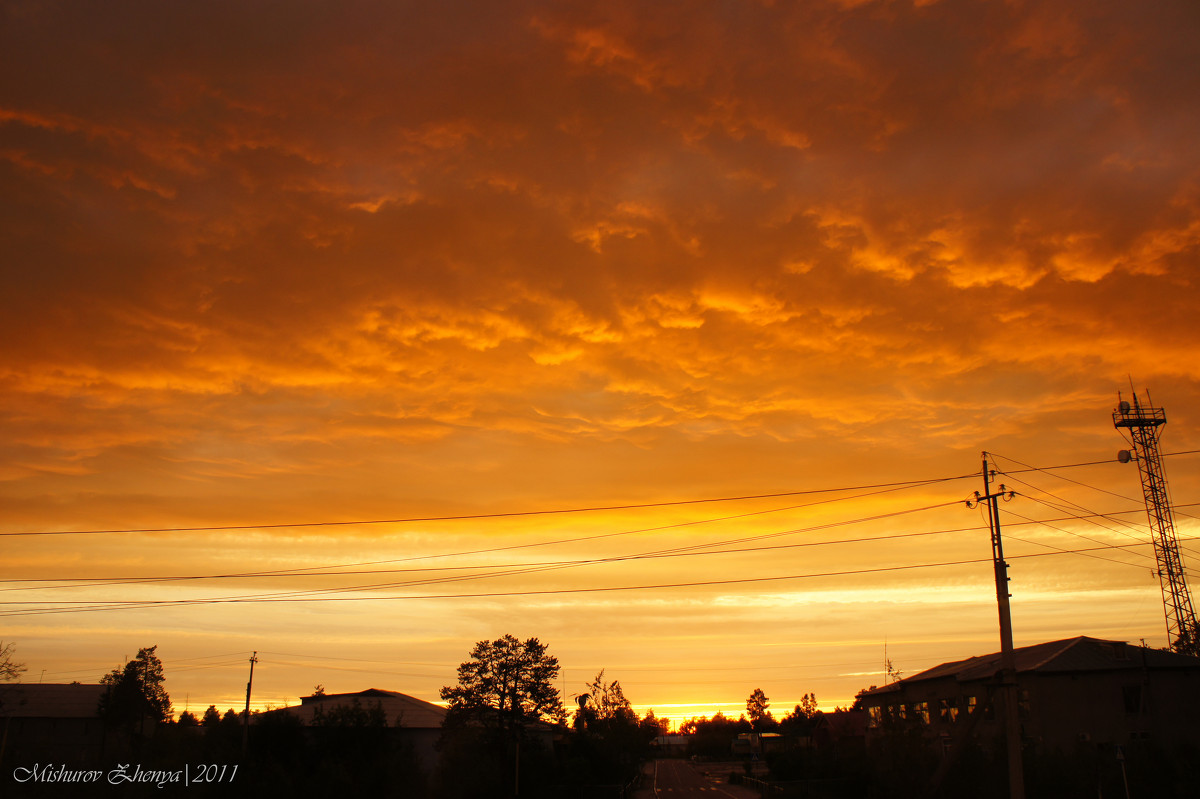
[242,651,257,755]
[971,453,1025,799]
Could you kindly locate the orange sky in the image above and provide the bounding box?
[3,0,1200,725]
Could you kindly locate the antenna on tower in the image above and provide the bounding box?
[1113,390,1199,655]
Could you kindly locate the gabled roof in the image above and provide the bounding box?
[862,637,1200,696]
[279,688,447,728]
[817,709,868,738]
[0,683,106,718]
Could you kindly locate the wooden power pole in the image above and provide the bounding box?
[974,453,1025,799]
[242,651,258,755]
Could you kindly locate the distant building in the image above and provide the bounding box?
[733,731,787,758]
[812,709,868,753]
[0,683,107,765]
[652,734,689,757]
[855,636,1200,752]
[266,688,447,769]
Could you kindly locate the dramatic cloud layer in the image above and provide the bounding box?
[3,0,1199,716]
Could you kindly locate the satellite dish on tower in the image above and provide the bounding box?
[1118,400,1131,414]
[1118,450,1132,464]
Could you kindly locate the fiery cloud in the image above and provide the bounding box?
[2,0,1199,715]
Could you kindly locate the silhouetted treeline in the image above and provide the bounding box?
[432,696,662,798]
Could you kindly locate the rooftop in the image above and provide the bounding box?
[0,683,106,718]
[277,688,447,728]
[861,636,1200,697]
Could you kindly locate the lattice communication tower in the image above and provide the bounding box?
[1113,391,1199,655]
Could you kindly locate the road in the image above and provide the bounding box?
[646,759,760,798]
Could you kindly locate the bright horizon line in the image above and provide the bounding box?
[182,696,853,720]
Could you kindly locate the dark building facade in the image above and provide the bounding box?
[855,636,1200,752]
[0,683,107,765]
[267,687,447,769]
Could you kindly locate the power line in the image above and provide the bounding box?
[7,504,1199,594]
[993,451,1200,561]
[1014,495,1200,580]
[3,456,1195,617]
[992,449,1200,477]
[0,479,969,592]
[992,449,1200,525]
[0,556,1005,616]
[0,473,977,537]
[12,451,1186,540]
[1007,492,1156,563]
[1000,510,1155,571]
[990,451,1143,505]
[1006,480,1148,540]
[3,536,1194,619]
[0,498,969,604]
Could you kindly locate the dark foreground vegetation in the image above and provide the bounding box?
[6,641,1200,798]
[5,639,662,798]
[746,721,1200,799]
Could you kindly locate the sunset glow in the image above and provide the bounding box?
[3,1,1200,729]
